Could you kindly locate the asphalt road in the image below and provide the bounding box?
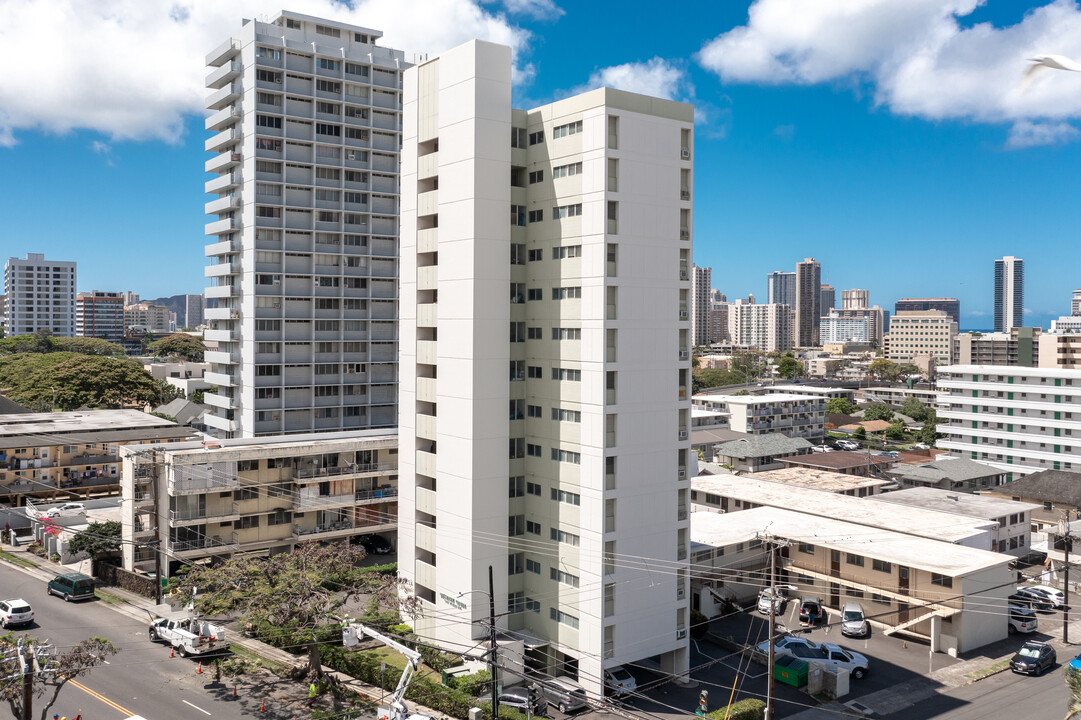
[0,563,262,720]
[906,662,1070,720]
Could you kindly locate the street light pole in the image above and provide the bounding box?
[489,565,499,720]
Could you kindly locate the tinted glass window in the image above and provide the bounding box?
[74,580,93,589]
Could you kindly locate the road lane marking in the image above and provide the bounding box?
[70,679,135,716]
[183,699,212,715]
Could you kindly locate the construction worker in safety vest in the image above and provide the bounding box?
[308,681,318,706]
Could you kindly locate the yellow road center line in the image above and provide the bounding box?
[70,679,135,717]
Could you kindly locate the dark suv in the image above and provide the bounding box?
[1010,641,1056,675]
[47,573,95,602]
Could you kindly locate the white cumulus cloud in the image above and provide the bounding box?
[0,0,533,147]
[574,57,690,101]
[500,0,564,20]
[1007,119,1080,147]
[697,0,1081,145]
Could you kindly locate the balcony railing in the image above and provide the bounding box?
[356,487,398,501]
[169,502,239,523]
[168,532,238,554]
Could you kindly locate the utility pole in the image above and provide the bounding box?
[20,644,32,720]
[764,534,777,720]
[488,565,499,719]
[154,540,163,605]
[1064,515,1072,644]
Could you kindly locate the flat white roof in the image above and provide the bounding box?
[749,467,889,492]
[691,507,1010,577]
[870,487,1041,519]
[692,407,728,418]
[121,429,397,459]
[769,385,849,393]
[715,393,827,404]
[692,475,995,544]
[940,365,1081,379]
[0,410,176,438]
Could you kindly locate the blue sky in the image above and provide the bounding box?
[1,0,1080,330]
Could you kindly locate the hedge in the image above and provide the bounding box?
[707,698,766,720]
[320,645,528,720]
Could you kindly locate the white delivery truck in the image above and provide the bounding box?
[148,616,226,657]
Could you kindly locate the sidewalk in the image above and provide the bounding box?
[0,542,457,720]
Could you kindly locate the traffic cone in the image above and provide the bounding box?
[260,698,266,712]
[232,684,237,698]
[196,662,203,675]
[170,647,175,658]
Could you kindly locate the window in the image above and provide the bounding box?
[236,515,260,530]
[872,559,892,574]
[315,24,341,37]
[552,488,582,505]
[552,367,582,382]
[528,405,542,418]
[267,509,292,526]
[529,130,544,145]
[527,327,542,340]
[526,520,541,535]
[527,288,542,301]
[931,573,953,588]
[316,123,341,137]
[845,553,864,567]
[525,559,541,574]
[552,328,581,340]
[846,587,865,599]
[511,127,527,148]
[526,443,542,458]
[256,365,281,376]
[528,170,544,184]
[552,287,581,300]
[553,162,583,178]
[552,204,583,219]
[508,592,525,613]
[528,209,543,223]
[511,205,526,226]
[528,365,543,379]
[552,120,583,138]
[871,593,891,605]
[344,192,367,205]
[317,58,340,71]
[528,249,543,262]
[345,62,369,76]
[255,46,281,61]
[550,608,579,629]
[316,79,341,94]
[256,115,282,129]
[237,460,259,472]
[550,528,580,546]
[797,542,814,555]
[344,127,368,141]
[525,597,541,613]
[552,245,582,260]
[550,568,580,587]
[508,515,525,536]
[256,69,282,84]
[552,408,581,423]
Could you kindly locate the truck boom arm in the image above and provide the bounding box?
[344,622,423,717]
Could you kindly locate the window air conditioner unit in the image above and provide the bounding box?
[681,190,690,200]
[681,148,690,159]
[677,587,685,599]
[679,351,689,359]
[679,311,688,319]
[676,628,687,639]
[678,469,687,479]
[680,229,690,240]
[678,430,689,440]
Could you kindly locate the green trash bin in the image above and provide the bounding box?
[773,655,808,687]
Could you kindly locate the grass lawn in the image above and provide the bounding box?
[362,645,441,681]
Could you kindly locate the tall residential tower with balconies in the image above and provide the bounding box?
[398,40,692,697]
[202,12,407,437]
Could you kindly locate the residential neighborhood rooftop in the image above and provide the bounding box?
[691,475,994,544]
[870,486,1041,520]
[984,469,1081,506]
[713,434,812,459]
[691,507,1011,576]
[888,457,1003,484]
[0,409,192,444]
[783,451,895,471]
[752,467,891,492]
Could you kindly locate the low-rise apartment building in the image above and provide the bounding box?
[954,328,1040,367]
[0,411,193,503]
[120,430,397,577]
[886,457,1006,492]
[937,365,1081,479]
[764,384,855,403]
[859,385,939,409]
[983,469,1081,562]
[691,507,1013,653]
[871,487,1037,555]
[713,393,826,440]
[712,435,811,472]
[781,451,895,477]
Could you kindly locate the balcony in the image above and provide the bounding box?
[203,413,237,434]
[167,473,238,496]
[356,486,398,504]
[207,83,241,111]
[294,492,354,511]
[205,128,240,154]
[206,107,242,133]
[293,522,357,541]
[206,38,240,67]
[205,284,237,299]
[168,532,239,555]
[206,60,242,89]
[203,370,236,387]
[205,151,242,173]
[204,195,240,215]
[205,217,238,236]
[417,266,437,291]
[202,329,235,344]
[204,262,237,278]
[203,349,238,364]
[205,172,239,194]
[169,502,240,526]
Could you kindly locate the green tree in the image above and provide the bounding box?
[190,389,205,404]
[732,389,750,396]
[729,350,768,382]
[0,333,125,357]
[868,358,898,381]
[148,333,206,361]
[827,397,858,415]
[692,369,746,393]
[885,421,907,441]
[1066,656,1081,718]
[170,542,404,677]
[156,379,184,405]
[0,353,162,410]
[852,426,867,440]
[776,356,803,379]
[916,422,938,446]
[68,520,122,561]
[863,403,894,422]
[901,396,930,422]
[0,636,117,720]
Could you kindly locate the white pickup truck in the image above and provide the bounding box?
[148,616,226,657]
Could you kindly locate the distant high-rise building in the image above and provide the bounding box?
[1072,289,1081,316]
[833,306,887,344]
[820,311,870,344]
[994,256,1024,332]
[767,271,795,307]
[76,291,125,343]
[794,258,821,347]
[710,289,726,303]
[894,298,960,325]
[729,303,793,352]
[123,291,140,306]
[203,11,406,438]
[0,295,6,333]
[820,284,835,313]
[886,310,958,365]
[4,253,77,337]
[692,265,712,347]
[841,289,869,310]
[124,301,172,333]
[709,301,730,344]
[183,294,205,328]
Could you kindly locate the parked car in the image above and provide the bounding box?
[354,534,394,555]
[799,596,824,625]
[1007,604,1038,634]
[819,643,869,679]
[811,445,834,453]
[1014,587,1056,611]
[498,687,544,714]
[910,443,931,450]
[45,502,85,518]
[0,599,33,628]
[757,590,786,616]
[840,602,869,637]
[603,666,637,697]
[1068,651,1081,676]
[46,573,96,602]
[1024,585,1066,608]
[1009,641,1056,675]
[874,451,900,459]
[756,635,825,661]
[538,677,588,713]
[836,440,861,451]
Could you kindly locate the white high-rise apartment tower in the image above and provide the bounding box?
[202,12,406,437]
[691,265,711,347]
[841,288,869,310]
[399,40,693,695]
[4,254,76,337]
[994,256,1024,333]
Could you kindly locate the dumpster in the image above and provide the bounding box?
[774,655,808,687]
